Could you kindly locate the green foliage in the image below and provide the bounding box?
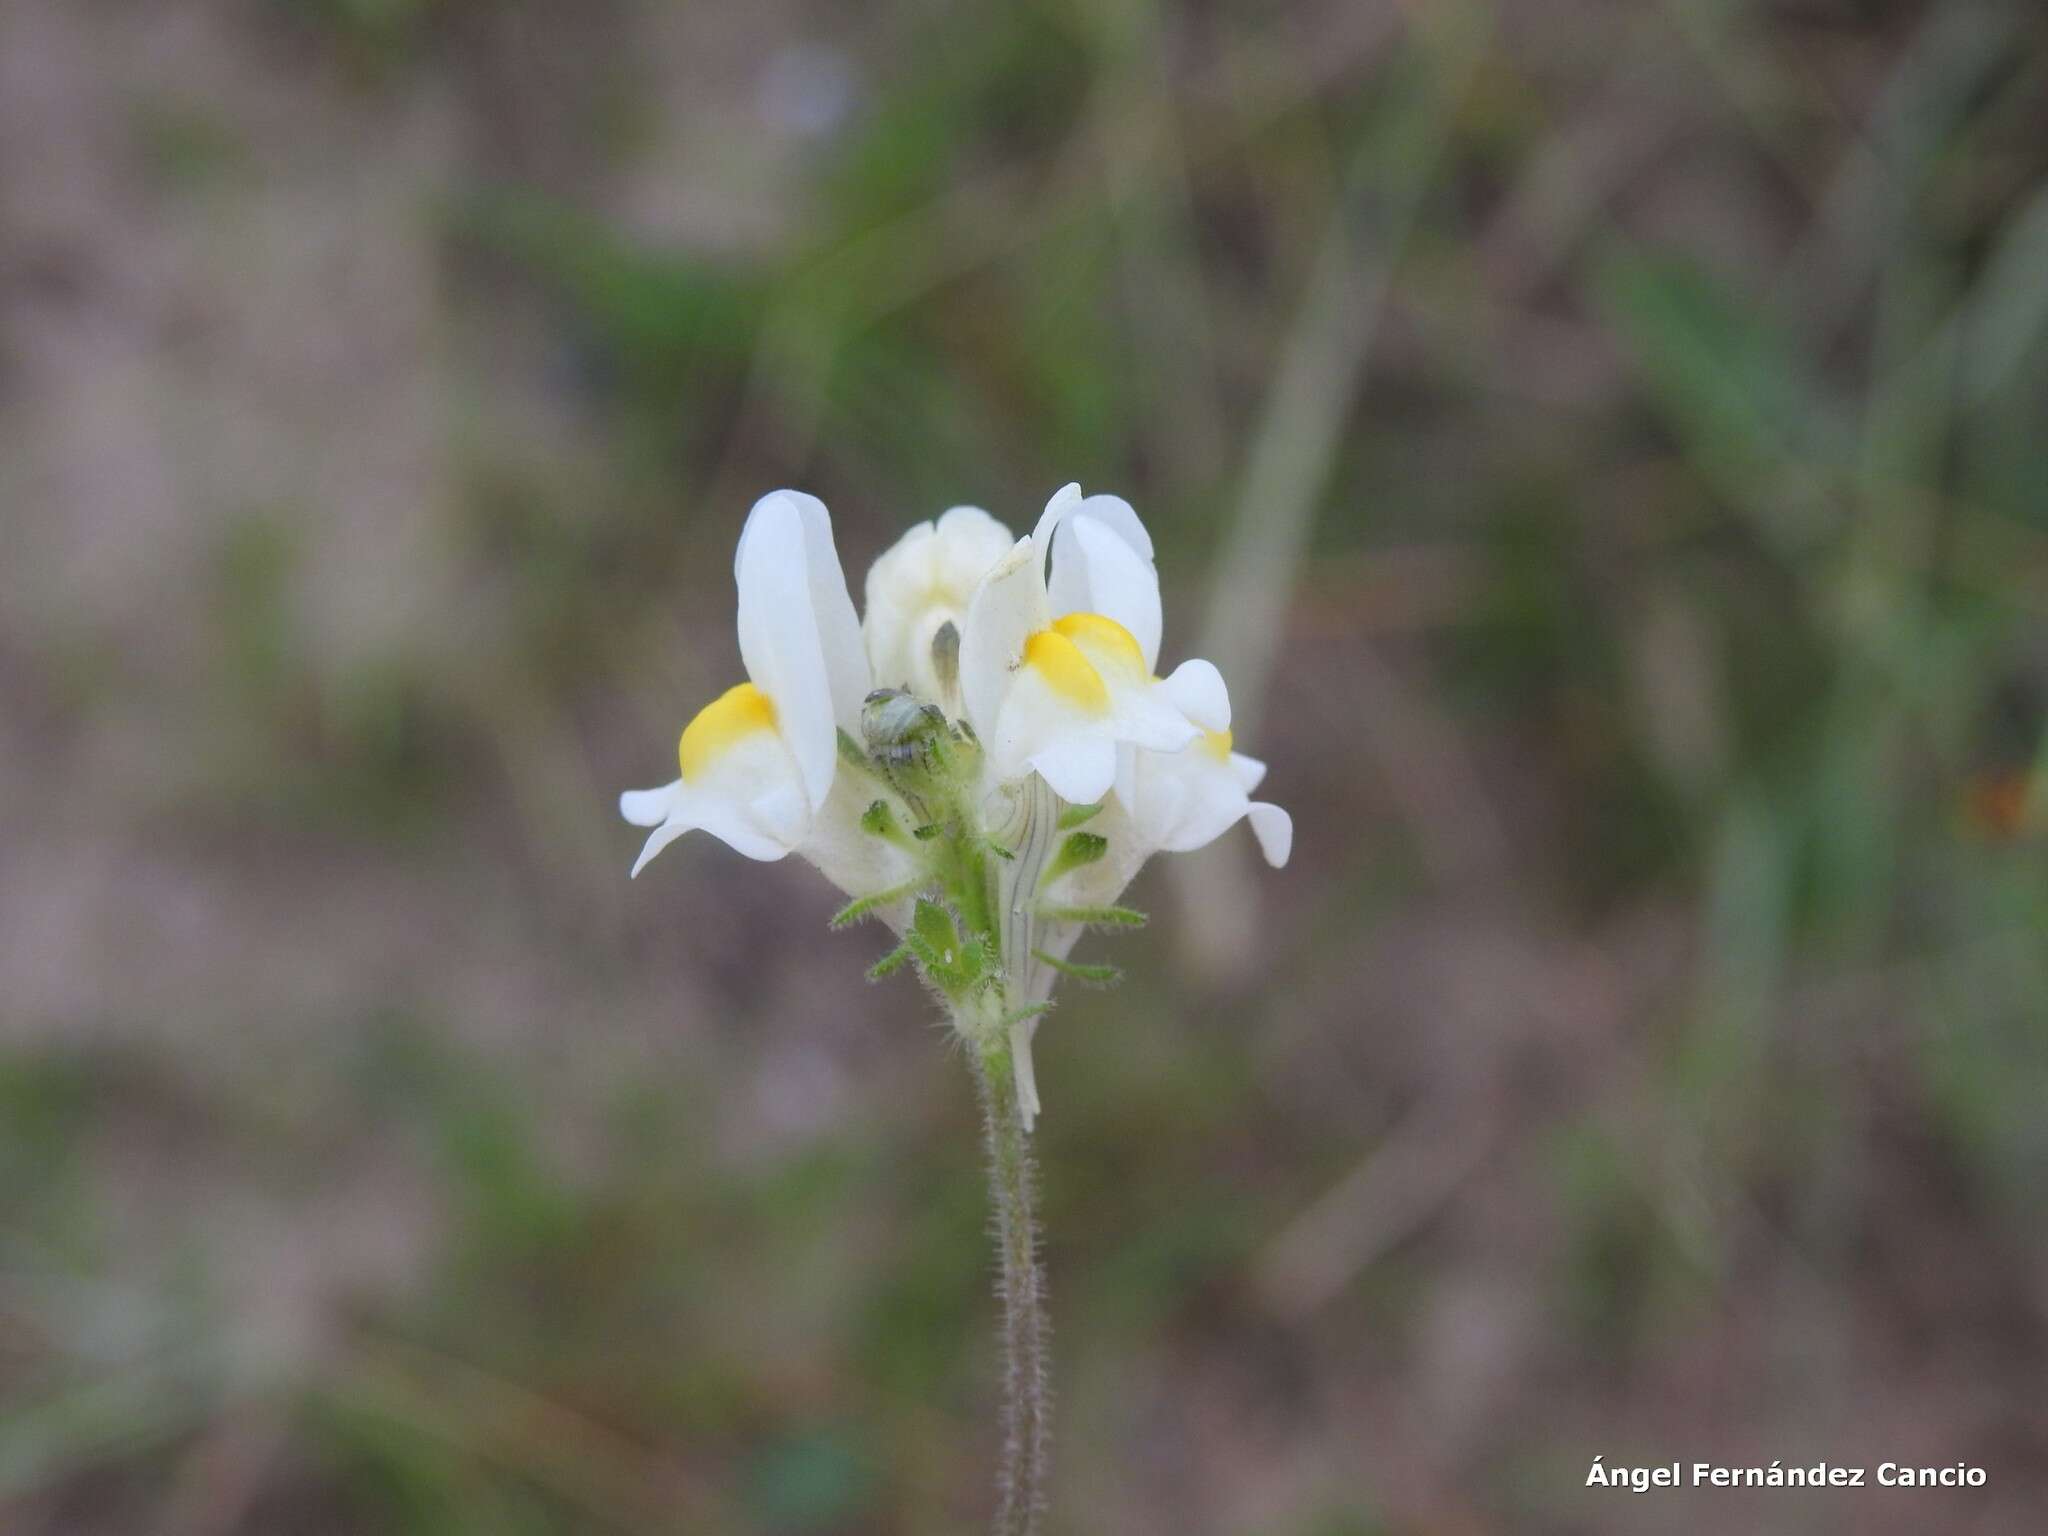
[1032,949,1121,987]
[1038,829,1108,889]
[866,941,916,981]
[903,898,987,997]
[458,189,766,418]
[817,7,1088,231]
[1037,903,1147,929]
[858,798,903,840]
[742,1427,874,1531]
[130,98,248,189]
[829,878,925,930]
[1598,247,1833,482]
[1001,1002,1053,1030]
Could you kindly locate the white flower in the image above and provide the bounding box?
[958,483,1216,805]
[620,481,1294,1130]
[619,490,876,877]
[863,505,1016,716]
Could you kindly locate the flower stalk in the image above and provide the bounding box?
[970,1028,1050,1534]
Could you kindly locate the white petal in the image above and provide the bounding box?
[784,491,870,736]
[1069,492,1153,562]
[1228,750,1268,794]
[863,521,937,689]
[1033,483,1153,564]
[864,506,1015,710]
[1247,801,1293,867]
[626,710,816,875]
[620,782,682,827]
[1027,736,1118,804]
[959,537,1048,744]
[1113,743,1142,815]
[629,798,794,875]
[865,519,935,599]
[1113,755,1185,859]
[749,780,812,849]
[1029,483,1083,581]
[985,641,1192,792]
[1155,764,1252,854]
[1049,514,1163,670]
[1108,683,1202,755]
[736,494,838,810]
[934,503,1014,554]
[800,771,921,913]
[1047,816,1149,911]
[630,819,696,877]
[1160,658,1231,732]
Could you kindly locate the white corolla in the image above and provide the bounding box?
[619,491,878,877]
[1058,722,1295,919]
[1122,696,1294,866]
[862,505,1016,715]
[955,484,1229,806]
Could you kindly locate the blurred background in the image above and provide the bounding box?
[4,0,2047,1531]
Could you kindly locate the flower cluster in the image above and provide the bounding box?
[621,486,1291,1127]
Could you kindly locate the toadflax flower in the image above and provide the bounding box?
[620,482,1291,1535]
[959,483,1220,807]
[863,504,1016,717]
[619,490,917,903]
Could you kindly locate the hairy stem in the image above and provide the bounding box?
[972,1040,1049,1534]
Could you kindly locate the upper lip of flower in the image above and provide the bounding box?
[731,490,870,808]
[861,506,1016,710]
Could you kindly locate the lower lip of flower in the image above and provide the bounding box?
[678,681,778,781]
[1022,629,1111,715]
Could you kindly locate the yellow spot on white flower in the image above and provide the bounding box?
[1023,629,1110,714]
[678,682,778,781]
[1051,612,1145,680]
[1201,728,1234,762]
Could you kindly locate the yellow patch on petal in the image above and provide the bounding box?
[1023,629,1110,715]
[1051,612,1145,680]
[1201,728,1234,762]
[678,682,778,781]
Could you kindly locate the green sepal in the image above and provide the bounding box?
[867,942,915,980]
[998,1000,1053,1031]
[906,899,981,993]
[912,821,944,841]
[1039,830,1108,890]
[908,898,956,960]
[1032,948,1122,987]
[860,799,902,839]
[963,933,1001,989]
[1037,903,1147,929]
[1058,802,1104,829]
[829,878,925,930]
